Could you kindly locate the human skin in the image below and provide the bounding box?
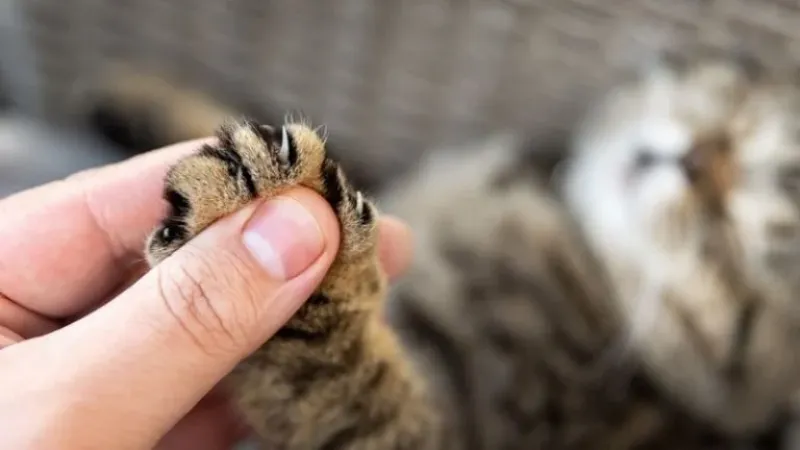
[0,139,412,449]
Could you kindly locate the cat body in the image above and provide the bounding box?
[113,49,800,449]
[380,51,800,448]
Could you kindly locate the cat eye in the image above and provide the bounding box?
[633,148,658,171]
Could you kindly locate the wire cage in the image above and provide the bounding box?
[5,0,800,180]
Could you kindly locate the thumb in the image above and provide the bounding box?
[3,187,341,449]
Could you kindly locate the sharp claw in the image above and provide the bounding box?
[355,191,363,213]
[279,126,290,164]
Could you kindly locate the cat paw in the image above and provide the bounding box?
[145,117,378,267]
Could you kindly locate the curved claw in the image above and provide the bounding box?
[278,126,290,164]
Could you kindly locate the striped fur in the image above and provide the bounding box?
[145,49,800,449]
[146,118,442,449]
[381,50,800,448]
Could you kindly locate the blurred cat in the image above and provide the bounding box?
[112,47,800,448]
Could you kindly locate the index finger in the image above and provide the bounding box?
[0,139,203,318]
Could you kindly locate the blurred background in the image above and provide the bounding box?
[1,0,799,197]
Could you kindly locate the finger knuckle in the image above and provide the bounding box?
[155,247,257,355]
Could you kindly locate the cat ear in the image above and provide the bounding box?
[602,23,684,81]
[605,24,768,85]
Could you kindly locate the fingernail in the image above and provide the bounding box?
[242,197,324,280]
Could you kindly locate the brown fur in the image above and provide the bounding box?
[381,49,800,448]
[144,49,800,449]
[146,118,442,449]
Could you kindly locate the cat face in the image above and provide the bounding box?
[562,53,800,434]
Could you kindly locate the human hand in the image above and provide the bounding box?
[0,139,413,449]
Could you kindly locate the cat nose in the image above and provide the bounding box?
[679,150,705,183]
[679,134,729,184]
